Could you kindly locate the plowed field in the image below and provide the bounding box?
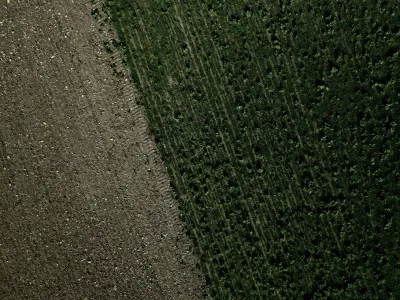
[0,1,203,299]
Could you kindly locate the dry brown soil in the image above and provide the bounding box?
[0,0,204,299]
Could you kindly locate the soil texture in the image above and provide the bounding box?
[0,1,203,299]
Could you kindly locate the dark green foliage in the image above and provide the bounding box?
[102,0,400,298]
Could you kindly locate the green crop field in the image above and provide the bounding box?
[98,0,399,298]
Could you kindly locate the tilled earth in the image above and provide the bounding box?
[0,1,203,299]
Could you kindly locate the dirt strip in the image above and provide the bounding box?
[0,1,203,299]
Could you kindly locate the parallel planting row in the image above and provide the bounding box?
[99,0,399,298]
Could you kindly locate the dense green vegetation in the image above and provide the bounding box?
[100,0,399,298]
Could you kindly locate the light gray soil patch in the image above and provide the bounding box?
[0,1,204,299]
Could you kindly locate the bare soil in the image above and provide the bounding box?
[0,1,204,299]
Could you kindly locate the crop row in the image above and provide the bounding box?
[102,0,399,298]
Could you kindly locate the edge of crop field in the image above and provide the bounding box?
[88,0,207,295]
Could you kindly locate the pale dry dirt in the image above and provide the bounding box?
[0,0,204,299]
